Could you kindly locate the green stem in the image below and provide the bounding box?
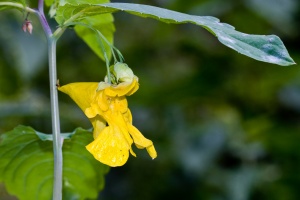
[36,0,64,199]
[48,37,62,200]
[1,1,65,199]
[0,2,37,13]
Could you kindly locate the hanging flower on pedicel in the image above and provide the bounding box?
[58,63,157,167]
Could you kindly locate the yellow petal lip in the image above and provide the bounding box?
[86,126,130,167]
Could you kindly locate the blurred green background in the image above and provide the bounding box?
[1,0,300,199]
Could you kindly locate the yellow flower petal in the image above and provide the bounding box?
[97,91,109,112]
[146,145,157,159]
[85,103,100,118]
[86,126,130,167]
[58,82,98,111]
[104,77,139,97]
[107,112,134,146]
[127,123,157,159]
[127,124,153,147]
[110,97,128,114]
[90,115,106,139]
[129,148,137,157]
[123,109,133,124]
[126,78,139,96]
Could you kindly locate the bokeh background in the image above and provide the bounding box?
[1,0,300,199]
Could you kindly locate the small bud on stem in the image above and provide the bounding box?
[22,20,33,34]
[22,13,33,34]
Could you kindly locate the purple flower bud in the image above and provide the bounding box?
[22,23,27,33]
[22,20,33,34]
[27,21,33,34]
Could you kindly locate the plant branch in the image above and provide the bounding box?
[0,2,37,13]
[37,0,52,37]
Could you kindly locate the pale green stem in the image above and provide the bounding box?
[4,1,65,199]
[48,37,63,200]
[38,7,64,200]
[0,2,36,13]
[37,0,64,198]
[1,2,65,199]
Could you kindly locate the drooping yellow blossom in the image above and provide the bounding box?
[59,70,157,167]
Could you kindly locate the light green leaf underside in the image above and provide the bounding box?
[56,3,295,66]
[0,125,109,200]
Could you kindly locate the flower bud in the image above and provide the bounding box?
[22,20,33,34]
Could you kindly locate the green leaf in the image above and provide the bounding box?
[74,14,115,61]
[0,125,109,200]
[0,0,26,11]
[56,3,295,66]
[55,0,114,61]
[45,0,54,7]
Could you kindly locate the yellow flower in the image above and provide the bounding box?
[59,77,157,167]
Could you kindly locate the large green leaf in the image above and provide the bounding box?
[55,0,114,61]
[0,125,109,200]
[56,3,295,66]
